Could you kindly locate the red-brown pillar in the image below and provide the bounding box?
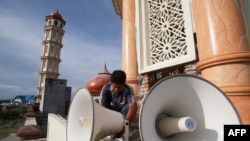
[192,0,250,124]
[122,0,139,98]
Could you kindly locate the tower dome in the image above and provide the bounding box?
[45,9,66,25]
[85,64,111,96]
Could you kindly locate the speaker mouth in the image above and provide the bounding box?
[139,74,241,141]
[67,88,125,141]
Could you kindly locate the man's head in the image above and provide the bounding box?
[111,70,126,94]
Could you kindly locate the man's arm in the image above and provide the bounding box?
[99,84,111,108]
[114,101,138,139]
[125,102,137,123]
[125,85,138,122]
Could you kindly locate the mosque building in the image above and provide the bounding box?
[36,0,250,125]
[27,0,250,140]
[112,0,250,124]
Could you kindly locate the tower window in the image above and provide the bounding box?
[48,61,52,70]
[45,45,48,55]
[57,33,61,42]
[52,31,56,40]
[45,30,49,40]
[54,21,58,26]
[50,45,55,56]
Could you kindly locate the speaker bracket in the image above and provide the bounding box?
[124,120,129,141]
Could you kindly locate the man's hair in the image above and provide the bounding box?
[111,70,126,84]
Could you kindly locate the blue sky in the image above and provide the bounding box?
[0,0,122,99]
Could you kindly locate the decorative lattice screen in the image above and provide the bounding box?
[136,0,197,74]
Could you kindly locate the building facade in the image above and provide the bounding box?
[112,0,250,124]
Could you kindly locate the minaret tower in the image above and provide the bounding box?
[37,10,66,103]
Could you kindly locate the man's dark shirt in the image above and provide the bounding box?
[100,83,136,112]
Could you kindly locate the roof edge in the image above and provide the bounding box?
[112,0,122,19]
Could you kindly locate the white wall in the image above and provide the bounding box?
[47,113,67,141]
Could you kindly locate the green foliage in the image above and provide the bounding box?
[0,110,20,120]
[0,128,18,139]
[0,107,26,139]
[0,118,24,139]
[0,106,26,125]
[17,106,27,117]
[0,106,27,119]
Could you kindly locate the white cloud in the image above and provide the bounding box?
[0,83,36,99]
[59,29,122,95]
[0,83,21,90]
[0,9,43,64]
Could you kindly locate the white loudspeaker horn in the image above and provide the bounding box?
[67,88,124,141]
[139,75,242,141]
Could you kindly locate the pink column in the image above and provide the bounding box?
[122,0,139,98]
[192,0,250,123]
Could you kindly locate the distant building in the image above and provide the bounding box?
[0,95,36,111]
[12,95,36,105]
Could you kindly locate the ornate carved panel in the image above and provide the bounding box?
[136,0,197,74]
